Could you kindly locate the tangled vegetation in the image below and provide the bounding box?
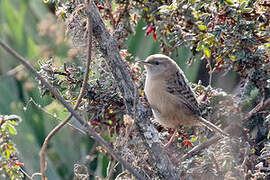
[0,0,269,179]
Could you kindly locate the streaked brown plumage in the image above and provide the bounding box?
[139,54,228,140]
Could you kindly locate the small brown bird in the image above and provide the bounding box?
[139,54,228,146]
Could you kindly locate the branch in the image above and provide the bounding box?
[0,40,145,180]
[39,3,93,179]
[243,97,270,122]
[181,135,222,161]
[89,1,180,179]
[181,122,247,161]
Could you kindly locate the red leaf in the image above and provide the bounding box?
[182,140,193,147]
[97,5,105,10]
[14,161,24,166]
[146,26,154,36]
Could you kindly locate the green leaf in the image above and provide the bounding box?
[190,136,198,142]
[204,47,211,58]
[2,122,17,135]
[198,25,207,31]
[265,43,270,47]
[230,55,236,61]
[242,8,253,13]
[6,124,17,135]
[240,1,247,9]
[7,120,18,126]
[225,0,234,5]
[158,5,170,13]
[5,148,10,159]
[196,41,204,51]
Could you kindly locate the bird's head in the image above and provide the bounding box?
[138,54,178,77]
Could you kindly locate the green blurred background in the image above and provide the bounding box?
[0,0,237,179]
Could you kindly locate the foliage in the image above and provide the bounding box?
[0,115,23,180]
[138,0,270,79]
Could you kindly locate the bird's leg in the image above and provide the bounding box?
[164,130,178,147]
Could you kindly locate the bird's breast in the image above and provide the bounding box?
[144,76,198,129]
[144,76,167,112]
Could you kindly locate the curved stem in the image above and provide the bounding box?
[40,3,93,179]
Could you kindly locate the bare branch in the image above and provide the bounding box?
[0,39,145,180]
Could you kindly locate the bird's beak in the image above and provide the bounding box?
[136,60,149,65]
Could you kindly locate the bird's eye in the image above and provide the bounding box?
[154,61,160,65]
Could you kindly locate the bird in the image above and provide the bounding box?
[138,54,229,146]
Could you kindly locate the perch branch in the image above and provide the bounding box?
[181,112,252,161]
[89,1,180,179]
[39,3,93,179]
[181,135,222,161]
[0,39,144,180]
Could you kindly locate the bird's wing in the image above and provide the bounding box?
[166,70,201,115]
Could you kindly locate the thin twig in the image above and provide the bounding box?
[0,64,24,80]
[0,38,144,180]
[207,58,213,86]
[26,98,87,135]
[105,0,116,29]
[105,160,118,180]
[210,152,220,175]
[19,168,34,180]
[39,2,93,179]
[241,142,250,170]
